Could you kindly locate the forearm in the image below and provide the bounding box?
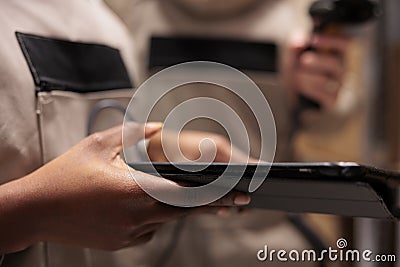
[0,175,43,253]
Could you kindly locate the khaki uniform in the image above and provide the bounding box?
[0,1,142,266]
[1,2,293,267]
[0,1,361,267]
[103,0,363,266]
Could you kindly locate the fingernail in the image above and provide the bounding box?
[146,122,163,130]
[234,194,250,206]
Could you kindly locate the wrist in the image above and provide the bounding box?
[0,175,46,253]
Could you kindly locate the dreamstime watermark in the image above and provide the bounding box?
[123,61,276,207]
[257,238,396,263]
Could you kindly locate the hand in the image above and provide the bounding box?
[288,33,350,109]
[147,130,258,163]
[0,123,250,253]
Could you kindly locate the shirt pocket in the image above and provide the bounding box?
[17,32,135,162]
[37,89,134,162]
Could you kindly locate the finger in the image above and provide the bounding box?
[129,223,162,239]
[296,72,340,108]
[207,191,251,207]
[311,35,350,54]
[87,122,162,156]
[147,204,234,224]
[289,31,309,52]
[237,207,253,215]
[127,231,156,247]
[216,207,233,217]
[146,206,204,223]
[185,206,246,218]
[297,73,340,108]
[144,186,251,207]
[299,52,344,79]
[123,122,163,148]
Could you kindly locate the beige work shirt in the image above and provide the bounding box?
[0,2,299,267]
[0,1,140,266]
[0,1,359,266]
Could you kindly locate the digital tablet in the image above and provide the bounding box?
[129,162,400,219]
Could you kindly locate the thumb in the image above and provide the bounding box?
[90,122,162,155]
[124,122,163,147]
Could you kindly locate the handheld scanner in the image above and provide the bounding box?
[309,0,380,33]
[299,0,380,110]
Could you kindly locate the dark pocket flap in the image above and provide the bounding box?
[16,32,133,92]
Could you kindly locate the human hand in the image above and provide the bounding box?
[288,33,350,109]
[147,130,258,163]
[0,123,250,253]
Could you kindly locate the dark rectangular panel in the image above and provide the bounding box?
[149,36,278,72]
[16,32,133,92]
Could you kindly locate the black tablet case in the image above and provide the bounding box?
[129,162,400,219]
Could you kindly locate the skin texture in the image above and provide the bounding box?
[0,123,250,254]
[288,33,350,109]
